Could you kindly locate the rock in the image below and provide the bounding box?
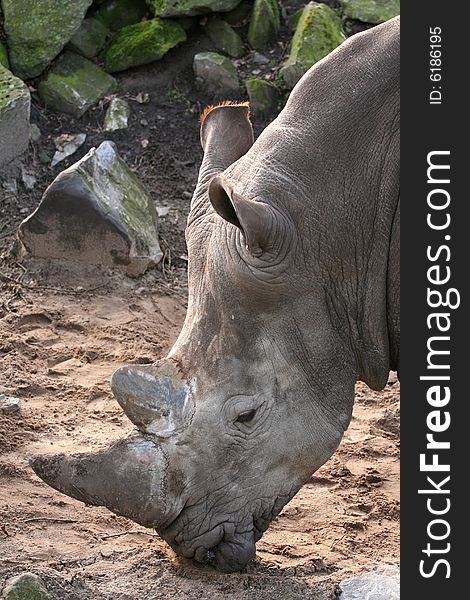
[1,0,93,80]
[280,2,345,89]
[247,0,280,51]
[51,133,87,167]
[245,78,280,115]
[1,572,53,600]
[222,0,252,26]
[68,17,108,59]
[204,18,245,58]
[104,97,130,131]
[339,566,399,599]
[18,141,162,277]
[146,0,242,18]
[30,123,42,142]
[339,0,400,24]
[0,40,9,69]
[104,18,186,73]
[193,52,239,95]
[94,0,148,32]
[21,165,37,190]
[38,52,116,118]
[252,52,270,65]
[0,66,30,171]
[0,394,21,414]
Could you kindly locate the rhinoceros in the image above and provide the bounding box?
[31,17,400,573]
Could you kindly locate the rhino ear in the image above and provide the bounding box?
[208,175,275,257]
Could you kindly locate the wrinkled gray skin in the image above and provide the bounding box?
[31,18,400,573]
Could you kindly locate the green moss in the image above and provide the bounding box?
[245,78,280,114]
[38,52,116,117]
[339,0,400,24]
[146,0,242,18]
[247,0,280,51]
[1,573,54,600]
[104,18,186,73]
[280,2,345,88]
[94,0,148,32]
[0,40,9,69]
[0,64,28,111]
[68,17,108,58]
[1,0,93,79]
[204,18,245,58]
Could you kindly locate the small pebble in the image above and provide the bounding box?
[0,394,21,414]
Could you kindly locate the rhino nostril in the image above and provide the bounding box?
[205,548,216,564]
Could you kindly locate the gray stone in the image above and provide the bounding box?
[51,133,87,167]
[1,572,53,600]
[21,165,37,190]
[0,66,30,171]
[67,17,108,59]
[18,141,162,277]
[204,18,245,58]
[339,0,400,24]
[104,97,130,131]
[339,566,399,599]
[193,52,239,95]
[1,0,93,80]
[38,52,116,118]
[146,0,242,18]
[30,123,42,142]
[0,394,21,414]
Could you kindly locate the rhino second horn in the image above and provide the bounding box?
[110,362,194,436]
[30,434,168,528]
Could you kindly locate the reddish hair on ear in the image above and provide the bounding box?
[199,101,251,125]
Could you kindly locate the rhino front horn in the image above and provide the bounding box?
[111,361,194,436]
[30,434,168,528]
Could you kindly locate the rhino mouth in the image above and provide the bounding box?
[166,522,256,574]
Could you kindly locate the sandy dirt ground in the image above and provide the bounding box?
[0,265,399,600]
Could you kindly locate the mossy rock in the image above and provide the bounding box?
[247,0,281,51]
[280,2,345,89]
[193,51,239,95]
[104,97,130,131]
[38,52,116,117]
[1,0,93,80]
[68,17,108,58]
[146,0,242,18]
[104,18,186,73]
[204,18,245,58]
[1,572,54,600]
[94,0,148,32]
[0,65,30,169]
[245,78,280,115]
[339,0,400,24]
[0,41,9,69]
[18,141,162,277]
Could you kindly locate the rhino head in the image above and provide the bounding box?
[31,102,390,573]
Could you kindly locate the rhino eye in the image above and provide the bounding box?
[236,409,256,423]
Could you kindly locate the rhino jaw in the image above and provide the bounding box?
[30,434,168,528]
